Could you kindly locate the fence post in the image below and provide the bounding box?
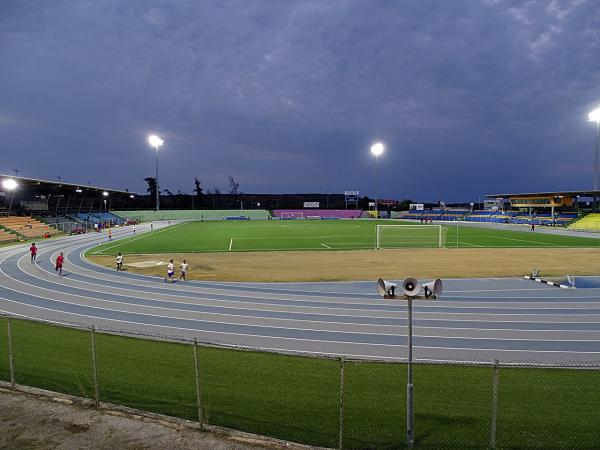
[193,338,203,428]
[7,317,15,389]
[90,325,100,406]
[338,357,345,450]
[490,359,500,449]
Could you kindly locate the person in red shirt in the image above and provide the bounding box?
[55,252,64,277]
[29,243,37,263]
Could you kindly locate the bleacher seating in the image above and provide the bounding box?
[273,209,363,219]
[396,209,578,227]
[568,213,600,231]
[0,228,17,243]
[0,216,60,239]
[75,212,124,225]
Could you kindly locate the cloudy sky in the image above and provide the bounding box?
[1,0,600,202]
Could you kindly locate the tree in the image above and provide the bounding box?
[164,188,174,196]
[144,177,157,199]
[228,176,240,195]
[193,177,204,197]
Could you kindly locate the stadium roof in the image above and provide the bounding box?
[486,190,600,198]
[0,174,138,196]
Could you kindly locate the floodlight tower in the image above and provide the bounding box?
[2,178,18,214]
[370,142,385,217]
[148,135,164,211]
[589,109,600,211]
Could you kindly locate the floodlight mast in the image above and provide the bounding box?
[148,135,164,211]
[370,142,385,217]
[2,178,18,214]
[589,109,600,210]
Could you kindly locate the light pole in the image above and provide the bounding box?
[148,135,164,211]
[370,142,385,218]
[588,108,600,211]
[3,179,18,214]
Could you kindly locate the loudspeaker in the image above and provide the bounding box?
[402,278,421,297]
[377,278,397,297]
[422,279,443,299]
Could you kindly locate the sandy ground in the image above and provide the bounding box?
[88,247,600,282]
[0,388,275,450]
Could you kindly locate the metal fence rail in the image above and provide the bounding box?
[0,313,599,449]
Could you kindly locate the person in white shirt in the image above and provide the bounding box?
[165,259,174,282]
[179,260,189,282]
[133,223,136,234]
[116,253,124,271]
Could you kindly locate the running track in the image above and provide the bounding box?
[1,222,599,364]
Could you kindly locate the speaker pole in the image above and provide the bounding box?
[406,297,414,448]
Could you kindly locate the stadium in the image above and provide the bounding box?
[1,172,600,449]
[3,2,600,449]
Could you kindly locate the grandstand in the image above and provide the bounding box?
[569,213,600,231]
[0,216,59,240]
[272,209,363,219]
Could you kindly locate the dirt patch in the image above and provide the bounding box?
[88,248,600,282]
[0,388,275,450]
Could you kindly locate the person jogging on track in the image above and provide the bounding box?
[116,253,124,271]
[108,230,112,241]
[29,243,37,263]
[179,259,188,282]
[165,259,174,282]
[133,223,136,234]
[55,252,64,277]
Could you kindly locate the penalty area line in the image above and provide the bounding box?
[229,238,233,251]
[321,243,332,249]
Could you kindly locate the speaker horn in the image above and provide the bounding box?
[377,278,397,298]
[402,278,421,297]
[422,279,443,299]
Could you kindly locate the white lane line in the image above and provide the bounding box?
[321,243,332,249]
[90,222,185,255]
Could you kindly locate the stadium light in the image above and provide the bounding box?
[370,142,385,217]
[75,188,83,193]
[102,191,109,197]
[2,178,18,190]
[148,134,164,211]
[2,178,18,215]
[588,108,600,210]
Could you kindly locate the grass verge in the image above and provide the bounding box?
[0,317,599,449]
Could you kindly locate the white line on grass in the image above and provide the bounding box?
[91,222,186,255]
[229,238,233,251]
[321,243,332,249]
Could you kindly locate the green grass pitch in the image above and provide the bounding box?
[89,219,600,255]
[2,317,599,448]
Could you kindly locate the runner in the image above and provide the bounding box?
[108,230,112,241]
[116,253,123,271]
[133,223,136,235]
[165,259,174,283]
[55,252,64,277]
[179,259,188,282]
[150,223,153,231]
[29,243,37,263]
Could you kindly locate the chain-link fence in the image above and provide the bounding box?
[0,314,599,449]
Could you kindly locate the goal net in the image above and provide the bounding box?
[280,212,304,220]
[376,225,447,249]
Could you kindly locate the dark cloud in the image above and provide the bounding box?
[1,0,600,201]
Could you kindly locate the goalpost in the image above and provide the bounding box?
[376,225,447,249]
[280,212,304,220]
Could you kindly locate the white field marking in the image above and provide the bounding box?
[457,241,484,248]
[10,250,600,324]
[90,222,186,255]
[321,243,332,249]
[18,237,600,304]
[16,239,600,306]
[12,253,600,331]
[229,238,233,251]
[8,256,600,328]
[484,235,564,247]
[2,301,600,356]
[27,248,600,309]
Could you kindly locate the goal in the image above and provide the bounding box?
[376,225,447,249]
[280,212,304,220]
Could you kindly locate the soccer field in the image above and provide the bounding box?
[89,220,600,255]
